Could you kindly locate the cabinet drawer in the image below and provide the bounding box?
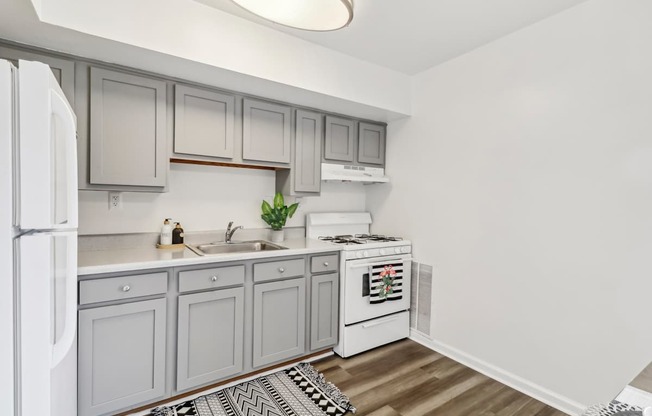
[311,254,338,274]
[253,258,304,283]
[178,265,245,293]
[79,272,168,305]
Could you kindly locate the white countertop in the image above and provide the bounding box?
[78,238,340,275]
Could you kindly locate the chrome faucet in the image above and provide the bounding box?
[225,221,243,243]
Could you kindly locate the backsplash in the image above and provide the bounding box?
[78,163,366,235]
[410,262,433,337]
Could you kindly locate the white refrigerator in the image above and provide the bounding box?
[0,59,78,416]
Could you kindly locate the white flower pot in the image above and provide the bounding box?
[270,229,284,243]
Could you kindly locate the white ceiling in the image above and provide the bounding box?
[196,0,590,75]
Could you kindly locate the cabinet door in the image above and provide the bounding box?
[89,67,167,187]
[0,46,75,105]
[242,99,291,164]
[324,116,355,162]
[174,85,235,159]
[310,273,339,350]
[176,287,244,391]
[253,278,306,368]
[78,298,166,416]
[294,110,322,193]
[358,122,386,166]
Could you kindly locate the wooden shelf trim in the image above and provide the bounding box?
[170,158,285,172]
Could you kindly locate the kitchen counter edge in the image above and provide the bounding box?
[78,238,341,276]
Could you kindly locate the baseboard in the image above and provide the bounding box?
[409,330,587,416]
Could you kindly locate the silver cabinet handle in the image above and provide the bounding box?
[323,262,329,267]
[278,267,285,273]
[122,285,131,292]
[211,275,218,282]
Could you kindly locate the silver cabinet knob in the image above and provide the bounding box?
[323,262,329,267]
[211,275,218,282]
[279,267,285,273]
[122,285,131,292]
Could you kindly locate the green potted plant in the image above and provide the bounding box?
[261,192,299,242]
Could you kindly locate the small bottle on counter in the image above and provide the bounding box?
[172,222,185,245]
[160,218,173,245]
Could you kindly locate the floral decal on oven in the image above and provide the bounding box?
[379,265,397,298]
[369,263,403,304]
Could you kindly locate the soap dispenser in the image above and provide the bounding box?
[160,218,173,245]
[172,222,184,244]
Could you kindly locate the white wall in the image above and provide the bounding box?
[368,0,652,411]
[79,164,366,235]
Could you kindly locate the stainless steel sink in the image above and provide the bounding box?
[187,240,287,256]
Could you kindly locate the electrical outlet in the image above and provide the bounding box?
[108,192,122,210]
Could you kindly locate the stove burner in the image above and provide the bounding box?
[355,234,403,242]
[319,234,403,245]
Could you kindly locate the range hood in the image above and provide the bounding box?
[321,163,389,184]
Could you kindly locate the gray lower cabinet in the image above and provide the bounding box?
[174,84,235,159]
[77,253,340,413]
[310,273,339,351]
[242,98,291,164]
[176,287,244,391]
[276,109,322,195]
[324,116,355,163]
[358,122,386,166]
[78,298,167,416]
[89,67,167,188]
[252,278,306,368]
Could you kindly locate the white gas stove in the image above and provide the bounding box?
[306,212,411,257]
[306,212,412,357]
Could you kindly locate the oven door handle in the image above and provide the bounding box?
[347,258,410,269]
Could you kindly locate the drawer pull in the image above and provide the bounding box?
[362,317,398,329]
[323,262,329,267]
[278,267,285,273]
[211,275,218,282]
[122,285,131,292]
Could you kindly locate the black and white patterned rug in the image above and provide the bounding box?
[151,363,356,416]
[582,401,642,416]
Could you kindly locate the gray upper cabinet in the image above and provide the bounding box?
[89,67,167,187]
[174,85,235,159]
[324,116,355,162]
[78,298,167,416]
[293,110,322,193]
[276,109,322,195]
[242,98,291,164]
[177,287,244,391]
[358,122,386,166]
[310,273,339,351]
[252,278,306,368]
[0,45,75,105]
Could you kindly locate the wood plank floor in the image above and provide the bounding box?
[312,339,567,416]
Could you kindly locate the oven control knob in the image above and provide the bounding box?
[401,246,410,253]
[394,247,401,254]
[379,249,386,256]
[363,251,369,258]
[356,252,363,259]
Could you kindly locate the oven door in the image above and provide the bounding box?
[343,254,412,325]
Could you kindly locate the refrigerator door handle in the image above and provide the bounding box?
[18,60,78,231]
[51,234,77,367]
[49,89,78,229]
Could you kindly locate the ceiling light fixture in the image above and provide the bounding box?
[230,0,353,31]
